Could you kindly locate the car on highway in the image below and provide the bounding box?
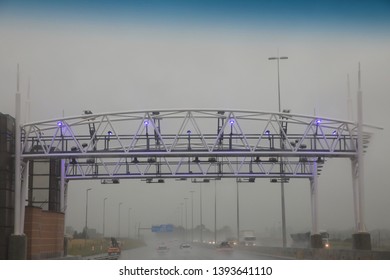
[226,238,238,246]
[179,243,192,250]
[156,244,169,255]
[216,241,233,253]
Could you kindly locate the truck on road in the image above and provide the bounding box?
[290,230,330,248]
[240,230,256,246]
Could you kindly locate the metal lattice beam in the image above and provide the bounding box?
[20,109,378,180]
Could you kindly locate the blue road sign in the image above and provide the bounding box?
[151,225,160,232]
[151,224,174,232]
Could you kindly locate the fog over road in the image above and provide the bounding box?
[119,242,287,260]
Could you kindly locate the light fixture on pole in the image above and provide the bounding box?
[269,51,288,248]
[268,53,288,113]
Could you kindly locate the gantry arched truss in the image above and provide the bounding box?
[20,109,376,181]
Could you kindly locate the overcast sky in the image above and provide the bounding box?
[1,0,390,241]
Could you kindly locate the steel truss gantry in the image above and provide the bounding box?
[20,109,372,180]
[15,109,380,245]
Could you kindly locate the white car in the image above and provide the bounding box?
[156,244,169,254]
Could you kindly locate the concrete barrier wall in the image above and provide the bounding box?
[240,245,390,260]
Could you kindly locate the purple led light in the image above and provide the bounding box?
[187,130,192,135]
[229,119,235,125]
[316,119,322,125]
[144,120,149,126]
[332,130,337,135]
[108,131,113,136]
[57,121,63,127]
[265,130,270,135]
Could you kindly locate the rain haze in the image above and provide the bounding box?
[1,0,390,247]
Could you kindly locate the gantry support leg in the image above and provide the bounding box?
[351,158,371,250]
[351,158,359,231]
[351,66,371,250]
[60,159,69,257]
[20,161,29,233]
[8,90,27,259]
[309,161,322,248]
[60,159,66,212]
[8,159,28,259]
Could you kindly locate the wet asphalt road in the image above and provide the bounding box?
[119,242,287,260]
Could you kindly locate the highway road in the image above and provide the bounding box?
[118,241,288,260]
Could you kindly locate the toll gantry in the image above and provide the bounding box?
[17,109,379,249]
[21,109,372,179]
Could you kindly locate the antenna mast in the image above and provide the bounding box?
[25,78,31,123]
[347,74,353,120]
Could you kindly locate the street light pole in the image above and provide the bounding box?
[190,190,195,243]
[180,202,184,240]
[184,198,188,242]
[103,197,108,238]
[176,206,180,227]
[236,180,240,242]
[128,208,132,239]
[214,180,217,244]
[85,188,92,242]
[199,183,203,243]
[268,53,288,113]
[180,203,184,228]
[118,202,122,238]
[269,52,288,248]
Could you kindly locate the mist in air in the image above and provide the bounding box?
[1,0,390,251]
